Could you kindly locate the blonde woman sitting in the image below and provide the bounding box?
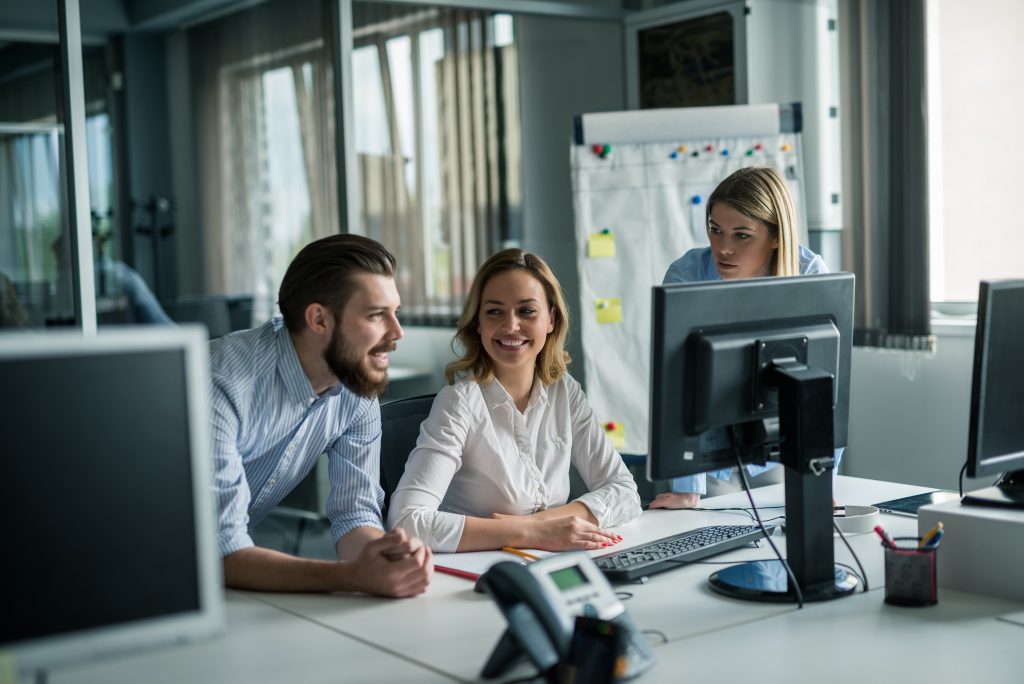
[388,249,641,553]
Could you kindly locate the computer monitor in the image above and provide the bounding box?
[0,326,224,677]
[962,279,1024,508]
[649,272,855,603]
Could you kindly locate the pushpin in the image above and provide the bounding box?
[721,148,729,157]
[754,143,763,151]
[599,300,609,308]
[745,149,754,156]
[591,144,603,155]
[601,228,611,235]
[691,150,699,157]
[691,195,702,205]
[606,421,617,431]
[670,151,678,159]
[782,143,792,152]
[678,144,688,153]
[704,144,714,152]
[602,144,612,156]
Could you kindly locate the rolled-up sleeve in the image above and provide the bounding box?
[210,377,255,556]
[565,379,642,528]
[326,398,386,544]
[387,387,470,552]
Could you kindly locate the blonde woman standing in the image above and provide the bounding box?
[650,166,840,509]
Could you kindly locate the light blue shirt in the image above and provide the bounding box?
[210,318,384,555]
[663,245,842,494]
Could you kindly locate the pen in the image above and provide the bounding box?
[874,525,897,548]
[435,566,480,581]
[922,529,944,549]
[919,521,943,549]
[501,546,541,562]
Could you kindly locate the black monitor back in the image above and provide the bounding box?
[648,273,854,481]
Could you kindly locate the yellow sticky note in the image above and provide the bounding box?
[595,298,622,324]
[0,652,17,684]
[587,230,616,258]
[603,420,626,450]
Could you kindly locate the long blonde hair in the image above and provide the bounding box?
[445,249,571,386]
[706,166,799,276]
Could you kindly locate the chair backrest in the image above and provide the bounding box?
[379,393,436,516]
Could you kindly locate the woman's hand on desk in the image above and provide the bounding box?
[648,492,700,509]
[521,516,621,552]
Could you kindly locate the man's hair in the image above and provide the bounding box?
[277,234,396,333]
[445,248,571,386]
[706,166,800,276]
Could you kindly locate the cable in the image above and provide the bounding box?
[832,519,869,592]
[734,449,804,608]
[640,629,668,645]
[959,461,968,497]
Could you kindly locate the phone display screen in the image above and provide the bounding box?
[549,565,589,591]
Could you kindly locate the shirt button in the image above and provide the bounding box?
[268,479,277,488]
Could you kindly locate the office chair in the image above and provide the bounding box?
[380,393,436,517]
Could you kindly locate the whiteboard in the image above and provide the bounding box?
[572,105,806,455]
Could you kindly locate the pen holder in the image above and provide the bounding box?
[883,537,938,607]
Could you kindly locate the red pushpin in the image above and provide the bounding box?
[592,144,604,155]
[754,143,763,151]
[605,421,617,431]
[704,144,714,152]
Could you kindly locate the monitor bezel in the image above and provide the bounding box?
[0,326,224,674]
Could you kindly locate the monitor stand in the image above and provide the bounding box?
[707,361,859,603]
[961,471,1024,509]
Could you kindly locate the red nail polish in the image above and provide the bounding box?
[601,542,609,547]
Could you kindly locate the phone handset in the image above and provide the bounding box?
[479,552,655,681]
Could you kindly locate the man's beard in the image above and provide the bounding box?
[324,326,395,398]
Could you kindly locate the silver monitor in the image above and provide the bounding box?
[0,326,224,677]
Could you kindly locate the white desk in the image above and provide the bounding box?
[44,477,1024,683]
[49,592,453,684]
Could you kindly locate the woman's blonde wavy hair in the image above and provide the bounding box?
[445,249,571,386]
[706,166,800,276]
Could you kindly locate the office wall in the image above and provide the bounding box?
[845,324,988,492]
[517,15,625,387]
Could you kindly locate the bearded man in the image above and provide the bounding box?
[210,234,432,596]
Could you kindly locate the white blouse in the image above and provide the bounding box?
[387,374,642,552]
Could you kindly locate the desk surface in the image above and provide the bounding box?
[49,477,1024,684]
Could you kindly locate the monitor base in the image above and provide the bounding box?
[961,485,1024,509]
[708,560,858,603]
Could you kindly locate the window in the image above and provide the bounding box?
[190,0,337,324]
[352,4,522,324]
[928,0,1024,303]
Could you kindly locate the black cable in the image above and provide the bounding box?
[959,461,968,497]
[734,450,804,608]
[832,519,869,592]
[615,590,635,601]
[640,629,668,645]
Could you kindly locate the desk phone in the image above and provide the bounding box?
[479,552,655,681]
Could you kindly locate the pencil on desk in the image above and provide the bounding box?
[501,546,541,562]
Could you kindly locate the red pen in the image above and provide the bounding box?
[874,525,896,548]
[435,565,480,582]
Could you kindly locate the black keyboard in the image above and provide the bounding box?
[594,524,771,582]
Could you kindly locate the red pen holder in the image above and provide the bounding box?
[883,537,938,606]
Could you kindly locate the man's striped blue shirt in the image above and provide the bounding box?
[209,318,384,555]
